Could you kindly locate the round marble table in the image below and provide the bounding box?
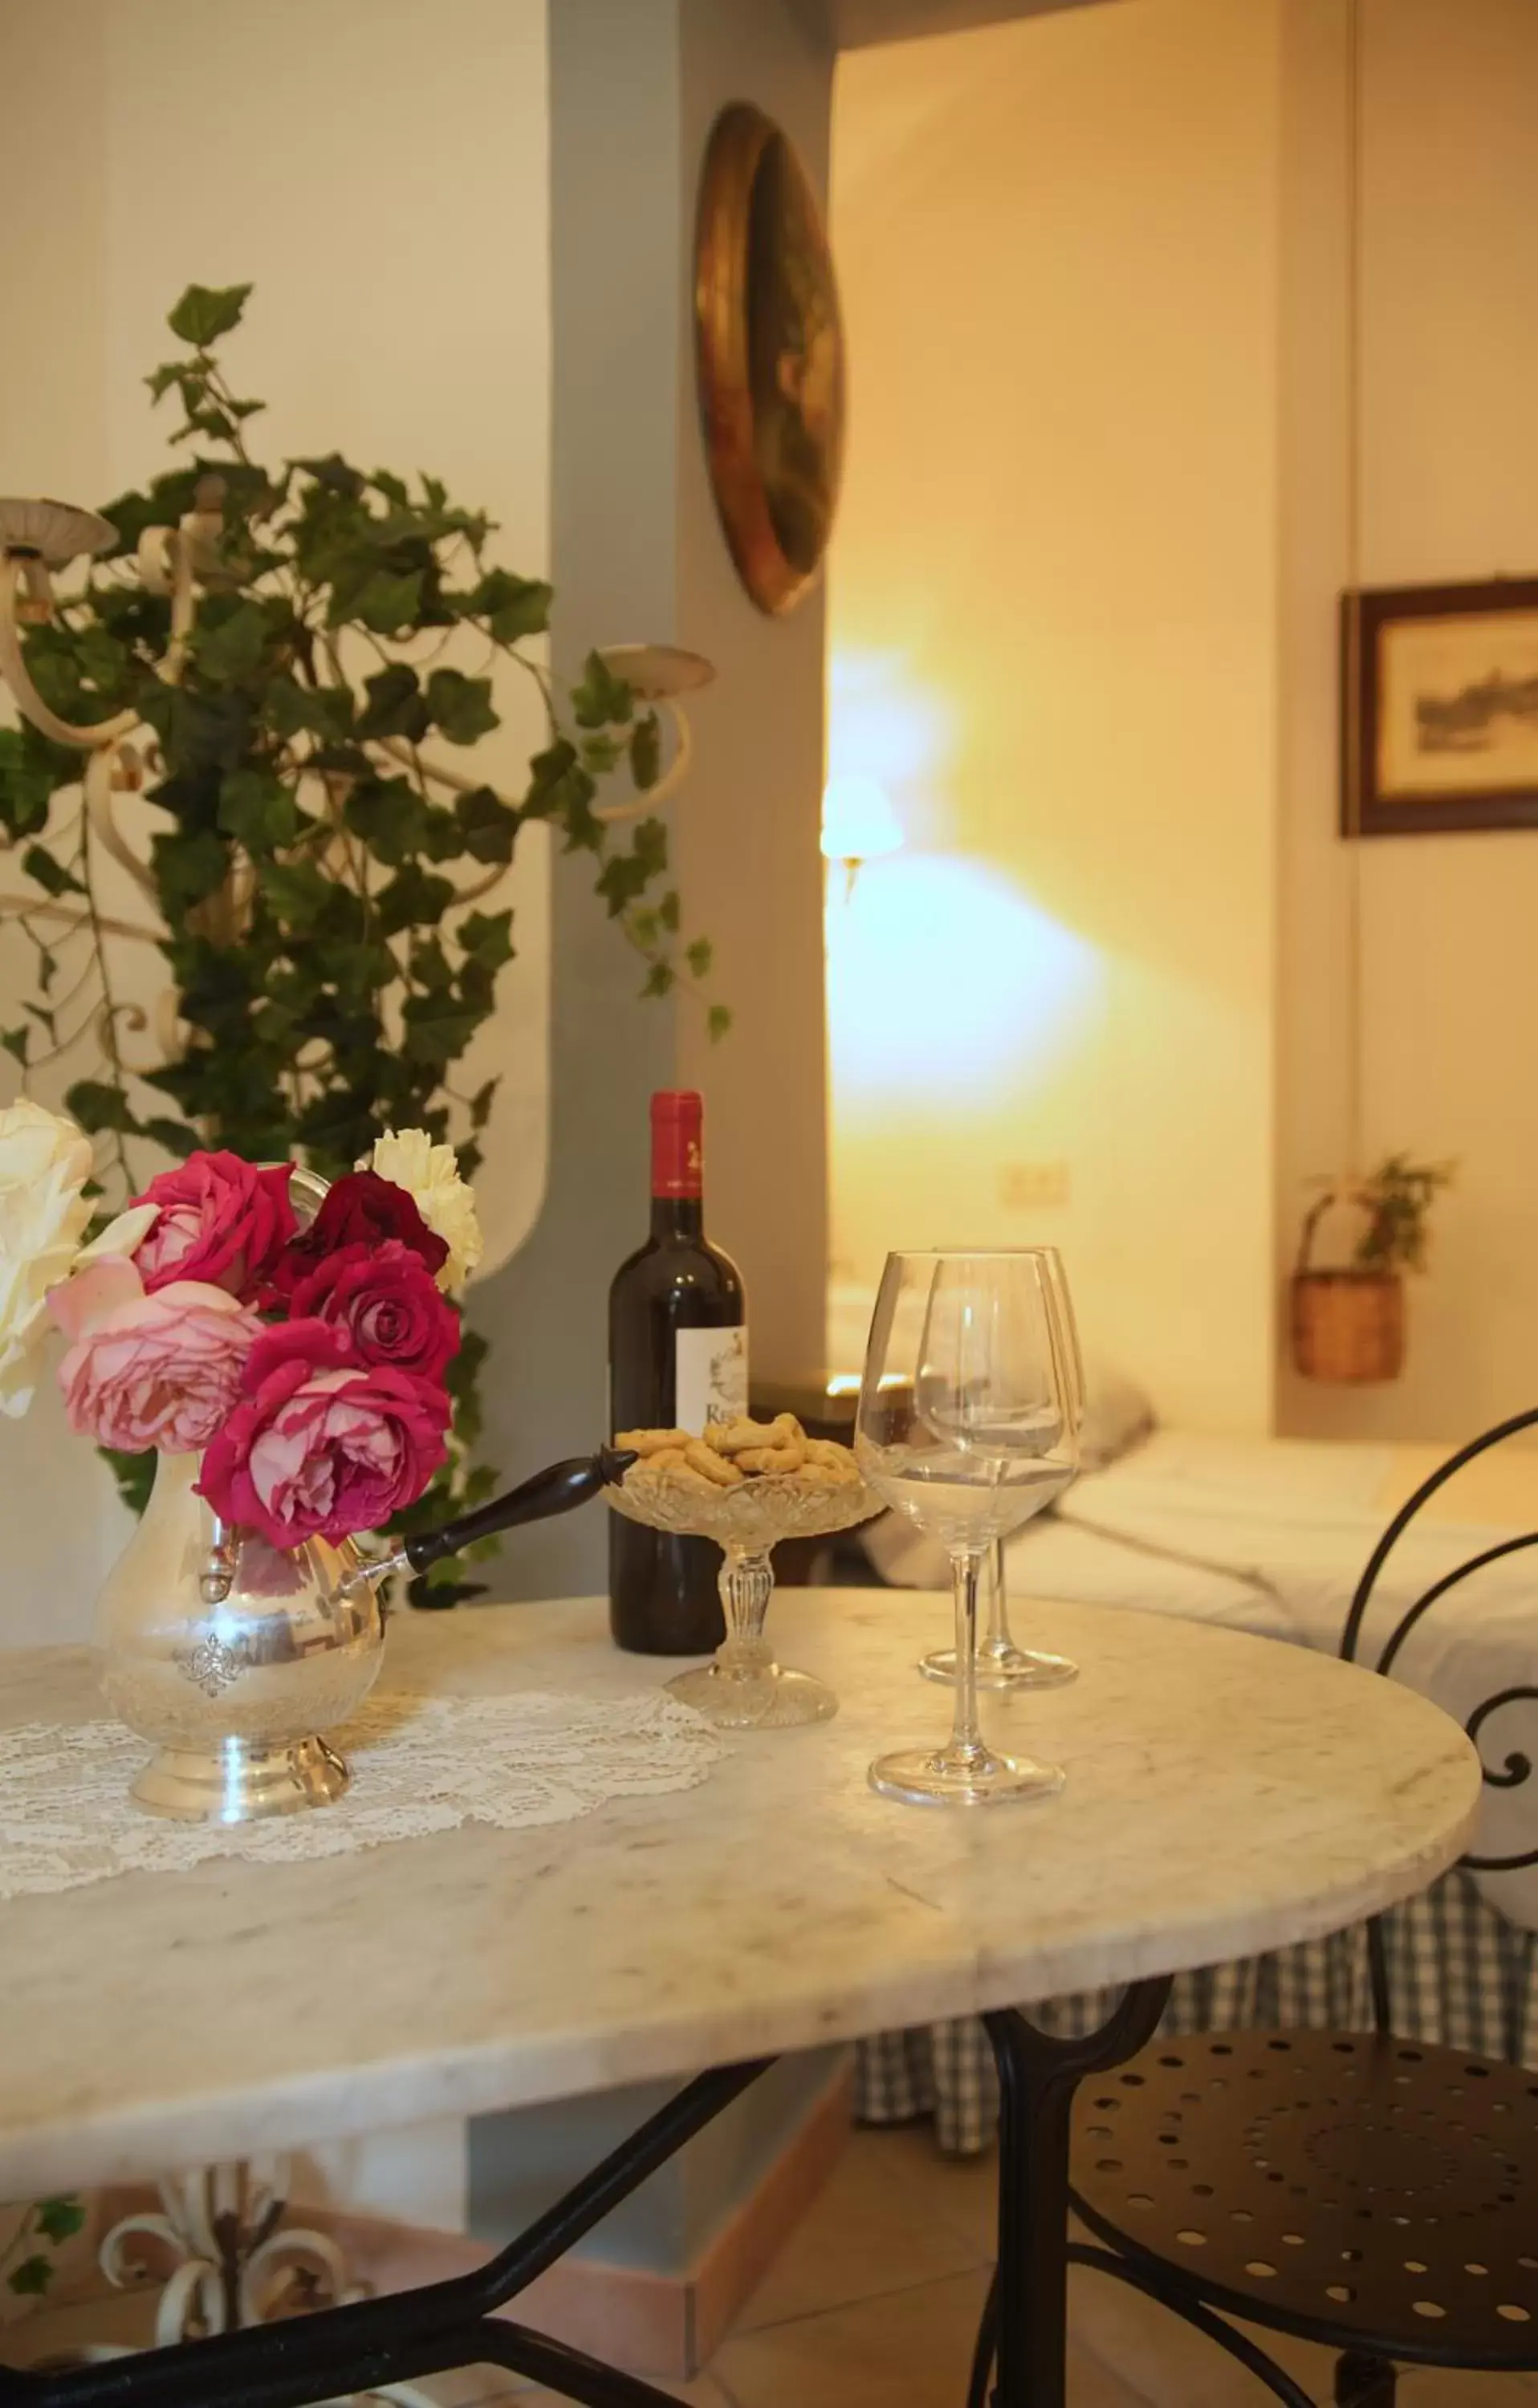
[0,1591,1480,2408]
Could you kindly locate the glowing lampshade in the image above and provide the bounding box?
[820,774,904,868]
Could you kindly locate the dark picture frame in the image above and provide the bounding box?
[1341,576,1538,837]
[694,103,845,617]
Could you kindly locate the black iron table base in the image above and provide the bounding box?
[0,1981,1176,2408]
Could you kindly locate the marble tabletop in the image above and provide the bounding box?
[0,1591,1479,2198]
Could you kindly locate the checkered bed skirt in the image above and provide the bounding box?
[854,1869,1538,2156]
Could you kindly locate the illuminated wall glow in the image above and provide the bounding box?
[827,649,958,850]
[820,773,905,868]
[828,2,1281,1430]
[826,852,1101,1110]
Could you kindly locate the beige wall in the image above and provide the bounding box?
[0,0,553,1636]
[1276,0,1538,1442]
[828,0,1283,1427]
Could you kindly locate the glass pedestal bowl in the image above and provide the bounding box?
[605,1467,879,1730]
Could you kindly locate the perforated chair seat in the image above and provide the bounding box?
[1072,2027,1538,2373]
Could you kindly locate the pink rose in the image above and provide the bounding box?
[132,1152,295,1303]
[288,1241,460,1383]
[198,1320,450,1548]
[50,1261,261,1455]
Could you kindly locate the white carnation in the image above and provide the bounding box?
[365,1128,483,1295]
[0,1100,96,1418]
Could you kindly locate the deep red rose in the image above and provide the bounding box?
[132,1153,295,1304]
[197,1318,450,1548]
[288,1240,460,1383]
[271,1169,448,1299]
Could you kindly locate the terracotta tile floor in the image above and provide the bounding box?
[459,2122,1538,2406]
[11,2125,1538,2403]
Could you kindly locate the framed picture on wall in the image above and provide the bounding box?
[694,103,845,617]
[1342,576,1538,836]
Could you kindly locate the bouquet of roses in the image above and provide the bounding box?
[0,1102,482,1551]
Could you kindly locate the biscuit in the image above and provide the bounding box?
[616,1427,694,1457]
[684,1438,745,1487]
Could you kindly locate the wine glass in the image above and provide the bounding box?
[918,1246,1083,1690]
[856,1251,1079,1806]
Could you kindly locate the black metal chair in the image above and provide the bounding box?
[968,1409,1538,2406]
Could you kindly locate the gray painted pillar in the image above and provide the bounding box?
[474,0,832,1599]
[467,0,843,2306]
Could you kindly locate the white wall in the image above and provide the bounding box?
[1276,0,1538,1441]
[0,0,551,1635]
[828,0,1283,1428]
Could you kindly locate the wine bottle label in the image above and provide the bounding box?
[675,1325,749,1435]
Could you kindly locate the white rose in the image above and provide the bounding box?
[365,1128,483,1296]
[0,1100,96,1418]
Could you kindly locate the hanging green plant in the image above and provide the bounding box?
[0,282,725,1594]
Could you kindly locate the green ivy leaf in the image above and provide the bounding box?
[189,599,270,686]
[425,669,498,746]
[142,1117,200,1159]
[168,281,253,345]
[658,889,681,934]
[35,2197,86,2246]
[629,711,661,791]
[21,845,85,900]
[454,785,520,866]
[64,1079,136,1134]
[0,728,63,839]
[218,767,298,852]
[470,568,551,642]
[458,909,514,972]
[344,777,433,868]
[571,650,634,730]
[470,1076,500,1131]
[295,453,368,502]
[409,934,455,993]
[100,1447,157,1516]
[708,1003,733,1043]
[356,664,429,743]
[641,961,675,998]
[2,1027,29,1068]
[260,857,332,931]
[150,828,230,914]
[685,937,714,979]
[7,2255,54,2299]
[401,991,485,1068]
[262,677,348,742]
[523,742,598,838]
[338,569,423,635]
[375,862,455,938]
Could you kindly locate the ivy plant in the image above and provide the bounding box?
[0,283,724,1593]
[0,2194,86,2308]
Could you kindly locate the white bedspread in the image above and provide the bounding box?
[864,1430,1538,1930]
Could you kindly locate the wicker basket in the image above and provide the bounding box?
[1290,1268,1404,1384]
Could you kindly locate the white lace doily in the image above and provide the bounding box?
[0,1690,726,1899]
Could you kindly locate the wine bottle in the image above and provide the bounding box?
[608,1090,747,1654]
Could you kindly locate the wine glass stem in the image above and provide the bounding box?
[946,1547,987,1766]
[717,1548,774,1672]
[982,1537,1013,1660]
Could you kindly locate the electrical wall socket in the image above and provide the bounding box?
[999,1159,1071,1210]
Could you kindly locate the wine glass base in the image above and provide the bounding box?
[666,1661,838,1731]
[918,1645,1079,1691]
[868,1746,1064,1808]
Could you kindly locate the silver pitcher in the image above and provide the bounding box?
[96,1444,632,1827]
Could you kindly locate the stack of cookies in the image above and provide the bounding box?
[614,1412,861,1498]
